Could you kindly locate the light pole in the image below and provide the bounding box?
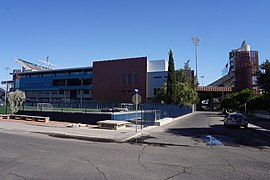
[4,67,10,114]
[200,75,204,86]
[192,36,200,80]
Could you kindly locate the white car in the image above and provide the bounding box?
[224,113,248,128]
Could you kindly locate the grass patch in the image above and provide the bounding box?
[0,106,11,114]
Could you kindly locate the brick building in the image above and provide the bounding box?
[92,57,147,102]
[229,41,259,91]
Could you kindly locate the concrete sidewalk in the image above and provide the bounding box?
[0,113,269,143]
[0,119,156,143]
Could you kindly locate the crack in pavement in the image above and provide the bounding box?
[212,152,252,179]
[149,162,180,167]
[138,145,152,171]
[77,156,108,180]
[8,172,28,180]
[148,162,189,179]
[164,167,186,180]
[217,155,236,172]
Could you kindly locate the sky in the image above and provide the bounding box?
[1,0,270,89]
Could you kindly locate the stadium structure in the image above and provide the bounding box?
[209,40,259,92]
[8,57,169,103]
[1,41,259,109]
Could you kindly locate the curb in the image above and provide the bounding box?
[35,132,115,142]
[115,132,143,143]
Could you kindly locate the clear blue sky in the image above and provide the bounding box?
[1,0,269,88]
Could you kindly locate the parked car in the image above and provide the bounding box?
[224,113,248,128]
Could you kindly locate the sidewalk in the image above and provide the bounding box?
[0,118,154,143]
[0,113,269,143]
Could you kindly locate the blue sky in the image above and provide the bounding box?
[1,0,269,88]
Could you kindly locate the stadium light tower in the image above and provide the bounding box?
[200,75,204,86]
[192,36,200,80]
[4,67,10,114]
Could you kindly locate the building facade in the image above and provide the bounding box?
[229,41,259,91]
[12,57,169,103]
[92,57,148,102]
[147,60,168,98]
[14,67,92,102]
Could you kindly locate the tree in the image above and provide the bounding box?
[248,94,270,113]
[256,59,270,94]
[175,82,199,106]
[154,59,199,106]
[174,61,199,106]
[220,89,255,113]
[166,49,177,104]
[7,90,26,114]
[220,95,239,110]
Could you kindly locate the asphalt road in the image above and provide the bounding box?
[0,111,269,180]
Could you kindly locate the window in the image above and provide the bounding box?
[121,75,126,85]
[83,78,92,85]
[153,76,162,79]
[134,74,138,85]
[59,90,64,94]
[67,79,81,86]
[52,91,58,95]
[84,90,90,94]
[122,90,125,93]
[121,74,137,86]
[53,79,65,86]
[154,88,160,95]
[127,74,132,85]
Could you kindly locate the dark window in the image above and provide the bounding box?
[67,79,81,86]
[122,90,125,93]
[84,90,90,94]
[127,74,132,85]
[134,74,138,85]
[154,88,160,95]
[83,78,92,85]
[53,79,65,86]
[128,90,131,93]
[153,76,162,79]
[59,90,64,94]
[121,75,126,85]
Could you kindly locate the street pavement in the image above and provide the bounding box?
[0,112,269,143]
[1,111,270,180]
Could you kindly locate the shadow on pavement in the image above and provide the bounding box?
[248,116,270,130]
[166,124,270,148]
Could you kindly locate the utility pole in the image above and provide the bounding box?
[192,36,200,80]
[4,67,10,114]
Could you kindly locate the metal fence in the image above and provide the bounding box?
[141,103,193,126]
[22,101,137,112]
[20,101,193,127]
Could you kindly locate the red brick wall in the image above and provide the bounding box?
[234,51,259,91]
[92,57,147,102]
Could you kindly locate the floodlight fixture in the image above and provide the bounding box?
[192,36,201,79]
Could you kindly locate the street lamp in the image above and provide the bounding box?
[192,36,200,80]
[4,67,10,114]
[200,75,204,86]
